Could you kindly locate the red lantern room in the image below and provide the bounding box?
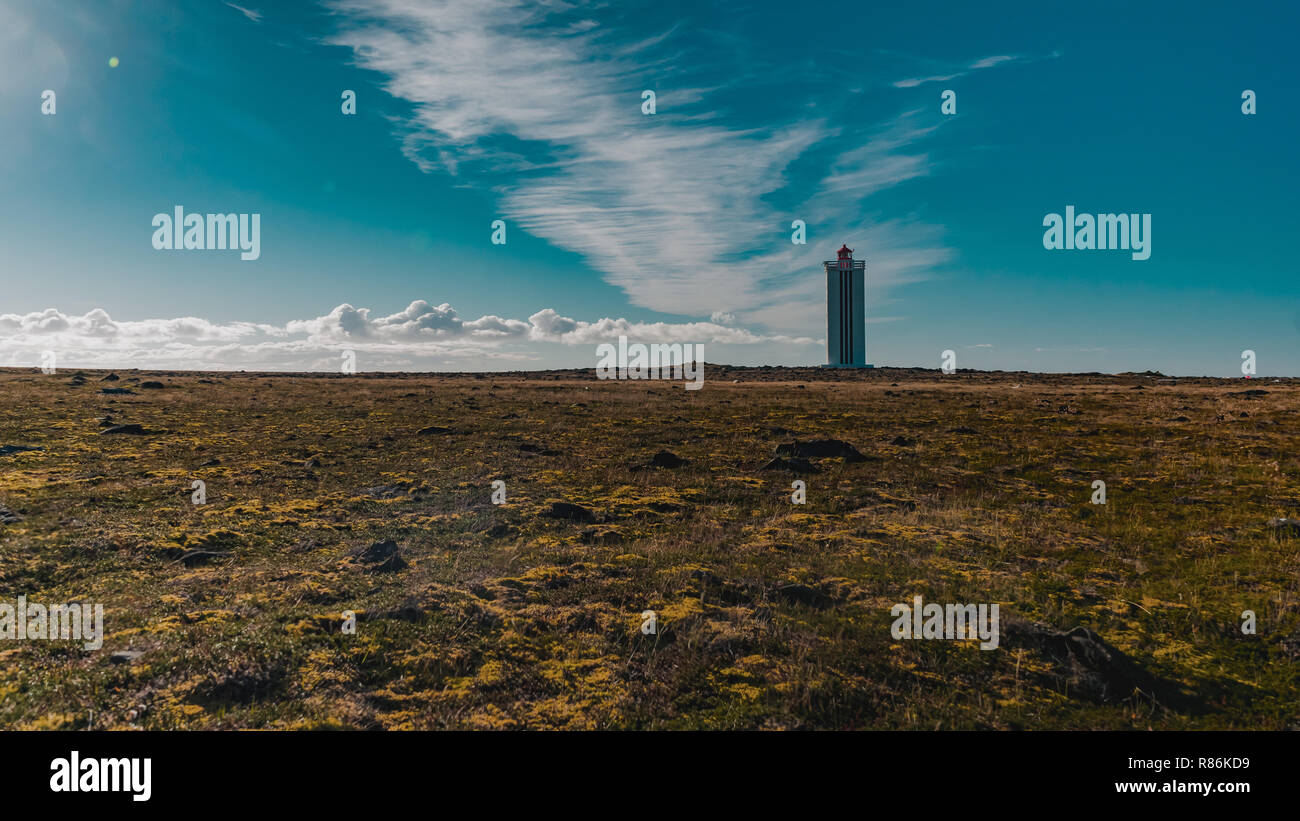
[837,244,853,269]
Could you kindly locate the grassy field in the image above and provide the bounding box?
[0,365,1297,730]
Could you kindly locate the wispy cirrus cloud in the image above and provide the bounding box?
[0,301,817,371]
[224,3,263,23]
[891,52,1048,88]
[326,0,953,334]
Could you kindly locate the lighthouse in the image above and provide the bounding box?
[823,244,868,367]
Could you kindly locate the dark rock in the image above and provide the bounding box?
[1268,518,1300,536]
[759,456,819,474]
[774,583,832,609]
[140,381,165,389]
[101,373,119,381]
[650,450,687,468]
[775,439,867,462]
[0,504,22,524]
[110,650,145,665]
[177,550,230,567]
[1002,621,1190,706]
[100,387,133,395]
[1229,389,1268,398]
[890,435,916,446]
[0,445,43,456]
[351,539,408,573]
[543,501,597,523]
[949,426,980,435]
[518,441,561,456]
[415,425,453,435]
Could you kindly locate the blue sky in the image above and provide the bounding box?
[1,0,1296,375]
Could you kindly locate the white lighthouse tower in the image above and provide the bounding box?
[824,243,868,367]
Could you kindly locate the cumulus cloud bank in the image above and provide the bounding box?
[0,301,817,371]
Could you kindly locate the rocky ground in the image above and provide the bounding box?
[0,365,1297,729]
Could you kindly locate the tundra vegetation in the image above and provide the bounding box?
[0,366,1296,729]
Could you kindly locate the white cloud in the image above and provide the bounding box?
[225,3,263,23]
[893,53,1029,88]
[326,0,953,334]
[0,302,817,371]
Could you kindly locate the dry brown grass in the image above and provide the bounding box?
[0,365,1297,729]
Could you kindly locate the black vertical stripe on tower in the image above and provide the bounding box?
[839,271,847,364]
[843,270,850,364]
[847,271,853,363]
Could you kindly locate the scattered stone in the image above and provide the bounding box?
[1268,518,1300,536]
[543,501,597,523]
[949,426,980,435]
[1229,389,1268,398]
[1002,621,1189,706]
[140,381,165,389]
[775,439,867,462]
[760,456,819,474]
[101,373,119,381]
[176,550,230,567]
[101,387,134,395]
[199,458,221,467]
[518,441,561,456]
[110,650,145,665]
[774,583,833,609]
[416,425,454,435]
[1170,415,1190,422]
[350,539,408,573]
[0,445,43,456]
[0,504,22,524]
[890,435,916,446]
[650,450,687,468]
